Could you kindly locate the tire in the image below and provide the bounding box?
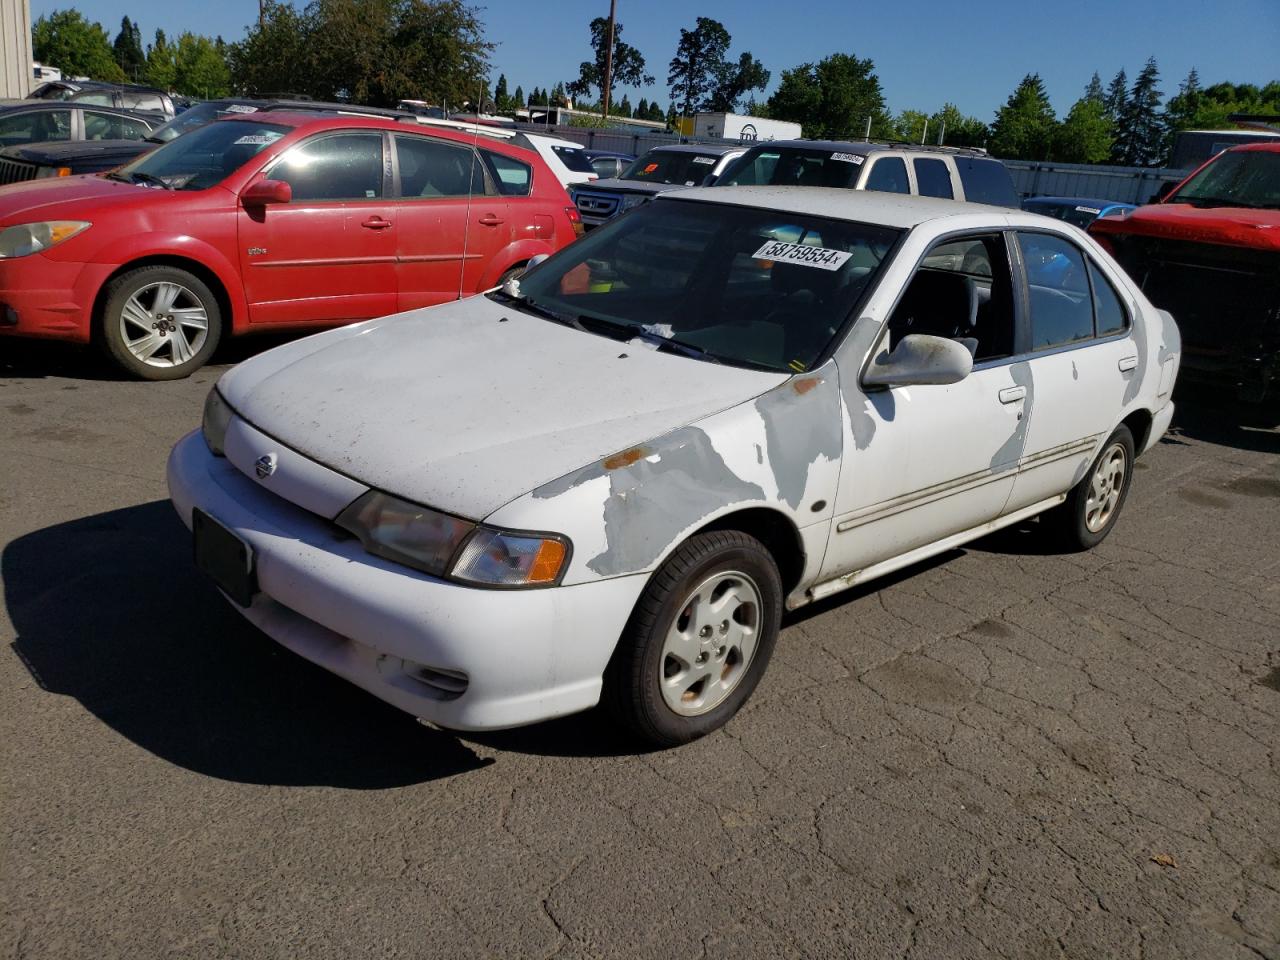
[99,265,222,380]
[496,264,527,288]
[1044,424,1136,551]
[603,531,783,748]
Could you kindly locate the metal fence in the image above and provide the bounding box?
[516,121,1189,205]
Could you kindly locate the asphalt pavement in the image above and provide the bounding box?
[2,338,1278,959]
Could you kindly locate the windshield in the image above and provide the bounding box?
[1169,150,1280,210]
[718,147,864,189]
[1024,201,1104,229]
[551,144,595,174]
[622,150,723,186]
[115,119,289,190]
[503,199,900,373]
[149,101,261,142]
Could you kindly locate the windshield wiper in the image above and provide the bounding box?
[490,290,577,327]
[104,171,131,183]
[130,171,173,190]
[573,314,723,364]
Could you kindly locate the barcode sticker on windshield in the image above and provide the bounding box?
[831,152,864,164]
[1075,205,1101,214]
[234,133,283,145]
[753,240,852,271]
[224,104,258,113]
[691,156,716,164]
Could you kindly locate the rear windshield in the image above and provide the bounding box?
[114,119,289,190]
[1022,200,1104,229]
[551,144,596,174]
[954,156,1017,207]
[622,150,723,186]
[149,101,261,143]
[717,147,864,189]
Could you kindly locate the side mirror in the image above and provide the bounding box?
[526,253,550,270]
[241,179,292,207]
[862,334,973,388]
[1150,181,1176,203]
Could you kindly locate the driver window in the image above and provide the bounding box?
[1016,232,1093,349]
[270,133,384,202]
[888,234,1016,363]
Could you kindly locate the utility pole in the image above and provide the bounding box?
[601,0,617,122]
[259,0,264,28]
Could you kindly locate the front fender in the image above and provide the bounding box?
[81,233,249,333]
[476,238,559,291]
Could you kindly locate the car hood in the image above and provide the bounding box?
[1,138,154,165]
[577,178,693,196]
[217,295,786,519]
[1090,201,1280,251]
[0,173,189,224]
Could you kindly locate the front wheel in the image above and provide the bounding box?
[100,265,222,380]
[1044,424,1136,550]
[603,531,783,747]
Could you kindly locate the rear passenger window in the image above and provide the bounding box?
[863,157,908,195]
[913,158,953,199]
[395,136,485,198]
[955,157,1018,207]
[1018,232,1094,349]
[1089,261,1128,336]
[84,112,150,140]
[485,151,532,196]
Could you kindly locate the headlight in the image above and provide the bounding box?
[620,194,647,210]
[35,166,72,179]
[336,490,570,588]
[0,221,90,259]
[201,387,233,456]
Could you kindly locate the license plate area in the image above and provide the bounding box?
[193,508,257,608]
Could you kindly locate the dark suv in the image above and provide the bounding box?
[714,141,1018,207]
[28,80,177,119]
[572,144,746,228]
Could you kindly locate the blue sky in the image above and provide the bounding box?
[33,0,1280,120]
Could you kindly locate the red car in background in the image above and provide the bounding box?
[0,111,582,378]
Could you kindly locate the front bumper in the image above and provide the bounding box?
[166,430,649,731]
[0,254,109,342]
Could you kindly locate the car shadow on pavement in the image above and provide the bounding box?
[4,501,495,788]
[1169,387,1280,455]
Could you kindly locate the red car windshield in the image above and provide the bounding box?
[1170,150,1280,210]
[113,119,290,190]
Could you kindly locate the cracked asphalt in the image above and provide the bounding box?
[2,340,1278,959]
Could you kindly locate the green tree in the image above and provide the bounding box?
[932,103,987,148]
[767,53,891,139]
[707,51,769,113]
[1083,71,1105,104]
[113,16,145,81]
[143,30,176,91]
[1104,68,1127,120]
[668,17,730,116]
[174,32,230,98]
[1115,57,1163,166]
[494,73,510,111]
[32,10,126,81]
[894,109,930,142]
[513,84,524,108]
[226,2,311,96]
[617,94,632,117]
[989,73,1057,160]
[1053,96,1113,163]
[566,17,652,111]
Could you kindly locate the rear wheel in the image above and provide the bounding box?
[100,265,222,380]
[604,531,782,747]
[1044,424,1135,550]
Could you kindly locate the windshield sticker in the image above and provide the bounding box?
[234,132,283,145]
[223,104,258,114]
[643,163,658,173]
[1075,205,1101,214]
[831,153,864,164]
[753,240,852,271]
[691,156,716,164]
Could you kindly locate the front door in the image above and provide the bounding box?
[391,133,508,310]
[821,232,1028,580]
[238,131,397,325]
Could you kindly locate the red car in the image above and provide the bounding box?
[0,111,582,378]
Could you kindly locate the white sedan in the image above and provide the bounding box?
[168,188,1180,747]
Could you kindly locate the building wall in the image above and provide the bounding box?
[1,0,33,99]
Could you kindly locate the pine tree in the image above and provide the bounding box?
[989,73,1057,160]
[513,84,524,108]
[1083,72,1105,104]
[618,94,632,117]
[1116,57,1164,166]
[494,73,509,112]
[113,15,145,81]
[1105,68,1128,119]
[636,96,649,117]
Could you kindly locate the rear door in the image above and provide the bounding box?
[238,131,397,325]
[391,132,508,310]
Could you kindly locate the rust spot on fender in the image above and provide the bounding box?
[603,447,647,470]
[792,376,823,395]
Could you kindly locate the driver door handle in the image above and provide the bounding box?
[361,216,393,230]
[1118,355,1139,372]
[998,386,1026,404]
[478,213,505,226]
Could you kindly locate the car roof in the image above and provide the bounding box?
[1023,197,1134,208]
[659,185,1017,228]
[739,139,991,158]
[644,143,741,156]
[1231,141,1280,153]
[0,101,145,116]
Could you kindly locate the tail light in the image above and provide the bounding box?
[565,205,584,238]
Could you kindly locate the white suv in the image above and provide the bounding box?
[413,118,596,188]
